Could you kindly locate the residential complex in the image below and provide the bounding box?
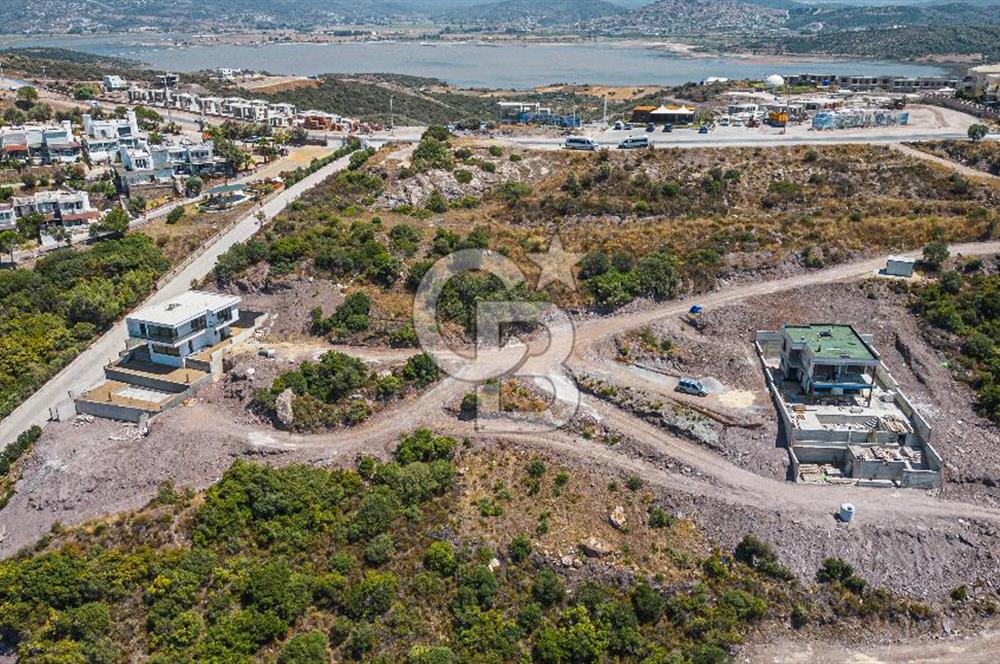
[126,87,302,128]
[117,139,231,192]
[0,121,80,165]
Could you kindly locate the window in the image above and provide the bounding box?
[152,343,180,356]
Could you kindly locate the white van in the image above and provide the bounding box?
[617,136,650,150]
[563,136,598,151]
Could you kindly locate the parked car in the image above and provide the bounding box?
[563,136,599,151]
[617,136,649,149]
[698,124,710,134]
[676,378,708,397]
[623,122,633,130]
[645,122,655,132]
[613,120,624,130]
[662,123,673,133]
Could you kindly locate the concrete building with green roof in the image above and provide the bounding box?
[779,324,881,399]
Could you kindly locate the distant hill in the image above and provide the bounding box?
[754,24,1000,60]
[584,0,788,35]
[449,0,626,27]
[785,1,1000,31]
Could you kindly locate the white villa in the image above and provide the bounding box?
[126,291,242,367]
[82,111,145,163]
[11,189,99,229]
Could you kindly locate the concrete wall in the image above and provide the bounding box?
[875,364,933,444]
[104,367,192,393]
[75,400,150,423]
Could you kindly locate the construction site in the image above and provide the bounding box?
[755,323,941,488]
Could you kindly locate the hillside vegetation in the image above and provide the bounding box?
[0,430,938,662]
[246,74,495,126]
[214,135,1000,332]
[0,235,168,421]
[912,262,1000,423]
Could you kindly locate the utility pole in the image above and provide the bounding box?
[389,95,394,134]
[603,94,608,128]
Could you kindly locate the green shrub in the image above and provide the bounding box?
[364,534,395,566]
[165,206,184,224]
[407,645,456,664]
[631,582,663,624]
[424,541,458,576]
[647,506,673,529]
[278,631,328,664]
[532,569,565,607]
[396,428,456,464]
[508,536,531,564]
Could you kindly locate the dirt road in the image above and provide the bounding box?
[891,143,1000,181]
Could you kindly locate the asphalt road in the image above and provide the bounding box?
[0,151,362,449]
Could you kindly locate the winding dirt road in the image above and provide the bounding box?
[236,240,1000,532]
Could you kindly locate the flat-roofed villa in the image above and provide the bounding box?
[778,324,881,401]
[71,290,266,423]
[126,291,241,367]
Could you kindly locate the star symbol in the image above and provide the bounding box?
[528,234,582,291]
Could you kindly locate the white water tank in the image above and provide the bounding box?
[839,502,855,523]
[765,74,786,89]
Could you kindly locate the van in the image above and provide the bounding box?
[563,136,598,151]
[617,136,649,149]
[613,120,624,130]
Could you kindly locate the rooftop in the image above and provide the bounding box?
[128,290,240,327]
[783,324,877,362]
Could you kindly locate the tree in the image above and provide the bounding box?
[26,104,52,122]
[968,123,989,143]
[90,207,130,238]
[532,569,565,607]
[73,84,96,101]
[401,352,440,387]
[0,229,21,263]
[48,225,72,247]
[922,240,950,272]
[16,212,45,241]
[3,107,25,125]
[185,176,204,197]
[16,86,38,106]
[631,581,663,624]
[424,541,458,576]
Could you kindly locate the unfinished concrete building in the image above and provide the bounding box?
[756,324,941,489]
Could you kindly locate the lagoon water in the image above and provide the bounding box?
[7,34,948,89]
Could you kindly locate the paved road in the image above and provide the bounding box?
[0,150,363,448]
